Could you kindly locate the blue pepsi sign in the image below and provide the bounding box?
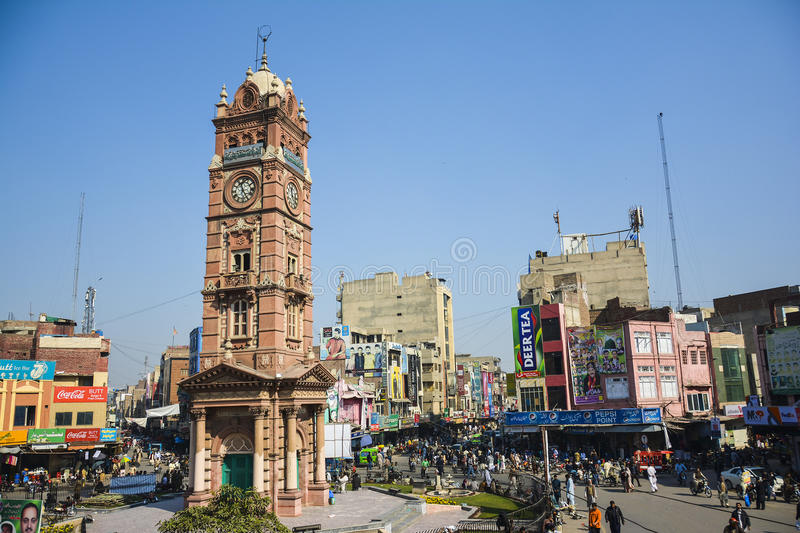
[0,360,55,381]
[505,408,661,426]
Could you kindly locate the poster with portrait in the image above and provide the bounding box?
[567,327,604,405]
[766,325,800,394]
[390,366,404,400]
[1,499,43,533]
[320,325,350,361]
[348,342,383,376]
[596,326,626,374]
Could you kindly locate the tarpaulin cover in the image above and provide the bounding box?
[324,424,352,459]
[146,404,180,418]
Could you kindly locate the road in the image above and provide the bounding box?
[383,455,796,532]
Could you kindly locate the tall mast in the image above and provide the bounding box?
[72,193,85,320]
[657,113,684,310]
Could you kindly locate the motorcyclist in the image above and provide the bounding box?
[674,461,688,486]
[692,467,708,493]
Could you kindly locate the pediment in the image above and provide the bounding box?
[296,363,336,387]
[178,362,272,390]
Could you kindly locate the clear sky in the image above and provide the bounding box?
[1,1,798,388]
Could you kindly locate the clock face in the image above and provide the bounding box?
[231,176,256,203]
[286,182,299,210]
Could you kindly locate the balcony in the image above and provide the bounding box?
[222,271,254,289]
[285,273,311,296]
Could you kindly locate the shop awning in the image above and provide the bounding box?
[0,447,21,453]
[360,434,373,447]
[146,404,180,418]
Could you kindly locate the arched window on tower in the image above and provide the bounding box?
[232,299,248,337]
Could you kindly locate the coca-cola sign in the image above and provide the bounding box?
[65,428,101,442]
[53,386,107,403]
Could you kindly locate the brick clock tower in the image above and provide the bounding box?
[179,50,334,516]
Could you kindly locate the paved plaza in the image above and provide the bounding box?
[86,496,184,533]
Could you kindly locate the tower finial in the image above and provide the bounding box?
[260,51,269,72]
[218,84,228,105]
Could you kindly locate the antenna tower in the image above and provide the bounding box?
[72,193,85,321]
[657,113,684,310]
[256,25,272,68]
[82,286,96,334]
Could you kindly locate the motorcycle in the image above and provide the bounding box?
[784,483,800,503]
[692,479,713,498]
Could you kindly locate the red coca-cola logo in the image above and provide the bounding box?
[65,428,101,442]
[57,390,86,400]
[54,387,107,403]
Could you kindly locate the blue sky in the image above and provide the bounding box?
[1,1,798,387]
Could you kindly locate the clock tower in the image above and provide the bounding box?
[180,50,334,516]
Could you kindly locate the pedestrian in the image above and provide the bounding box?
[585,479,597,510]
[723,518,744,533]
[646,464,658,493]
[631,460,642,487]
[588,502,602,533]
[731,502,751,532]
[552,475,562,503]
[605,500,625,533]
[755,477,766,510]
[719,476,730,508]
[620,465,629,493]
[566,474,575,507]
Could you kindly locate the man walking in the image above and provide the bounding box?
[631,459,642,487]
[552,475,562,503]
[588,502,602,533]
[646,464,658,493]
[755,477,766,510]
[605,500,625,533]
[566,474,575,507]
[731,502,751,532]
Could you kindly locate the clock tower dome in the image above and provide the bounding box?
[201,52,313,373]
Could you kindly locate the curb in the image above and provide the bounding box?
[77,491,184,514]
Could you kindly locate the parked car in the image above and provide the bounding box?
[720,466,784,495]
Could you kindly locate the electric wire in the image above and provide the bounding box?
[96,290,200,326]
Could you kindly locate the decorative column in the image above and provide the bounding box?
[314,406,325,483]
[187,416,195,490]
[191,408,207,492]
[250,406,268,493]
[282,407,299,491]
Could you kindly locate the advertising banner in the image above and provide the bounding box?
[65,428,102,442]
[348,342,383,375]
[488,372,494,417]
[110,474,156,495]
[0,360,55,381]
[743,406,800,426]
[1,499,43,533]
[504,408,661,426]
[766,325,800,394]
[456,365,465,396]
[100,428,118,442]
[390,366,403,400]
[481,371,490,417]
[596,327,626,373]
[0,431,28,446]
[408,353,420,406]
[326,387,339,423]
[470,365,482,410]
[568,327,604,405]
[320,325,350,361]
[54,386,108,403]
[27,428,65,444]
[724,404,745,417]
[512,306,544,377]
[369,412,379,431]
[189,326,202,375]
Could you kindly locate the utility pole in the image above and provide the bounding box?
[657,113,684,310]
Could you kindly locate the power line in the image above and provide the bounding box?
[454,304,509,323]
[97,290,199,326]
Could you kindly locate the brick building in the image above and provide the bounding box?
[158,345,190,407]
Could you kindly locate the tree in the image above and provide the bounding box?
[158,485,292,533]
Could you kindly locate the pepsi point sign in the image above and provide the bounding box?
[504,408,662,427]
[53,386,107,403]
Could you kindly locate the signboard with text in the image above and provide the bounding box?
[54,386,107,403]
[65,428,102,442]
[512,306,544,378]
[504,408,662,427]
[100,428,118,442]
[0,360,55,381]
[28,428,65,444]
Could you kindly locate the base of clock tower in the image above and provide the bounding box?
[276,489,303,517]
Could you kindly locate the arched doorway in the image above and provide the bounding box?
[220,433,254,489]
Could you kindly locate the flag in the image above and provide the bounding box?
[172,327,178,336]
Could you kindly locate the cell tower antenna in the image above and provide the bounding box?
[82,286,96,334]
[256,25,272,68]
[72,193,85,321]
[657,113,684,310]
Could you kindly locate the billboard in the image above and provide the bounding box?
[320,325,350,361]
[1,499,43,533]
[512,306,544,378]
[481,371,490,417]
[596,327,626,374]
[408,353,420,406]
[100,428,118,442]
[54,386,107,403]
[28,428,65,444]
[487,371,494,417]
[568,327,604,405]
[504,407,662,426]
[743,405,800,427]
[470,365,482,410]
[766,325,800,394]
[0,360,55,381]
[456,365,466,396]
[390,366,403,400]
[189,326,202,375]
[347,342,383,376]
[65,428,102,442]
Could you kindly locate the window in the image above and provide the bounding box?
[76,411,93,425]
[541,318,561,342]
[660,375,678,397]
[544,351,563,376]
[687,393,709,412]
[14,406,36,426]
[78,376,93,386]
[55,412,73,426]
[726,382,745,402]
[681,350,688,365]
[721,348,742,378]
[638,376,657,398]
[231,250,251,272]
[287,253,298,275]
[656,332,673,353]
[637,365,654,373]
[520,386,546,411]
[287,302,298,339]
[699,350,707,365]
[232,299,248,337]
[690,350,698,365]
[634,332,652,353]
[659,365,676,373]
[180,368,188,376]
[606,377,629,399]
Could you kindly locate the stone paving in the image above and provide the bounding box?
[86,496,184,533]
[279,488,407,530]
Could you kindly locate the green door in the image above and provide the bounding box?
[222,454,253,489]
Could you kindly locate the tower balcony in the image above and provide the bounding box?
[285,273,311,296]
[222,271,255,289]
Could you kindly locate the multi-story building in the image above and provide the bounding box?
[455,354,506,416]
[158,345,190,407]
[340,271,456,409]
[179,49,334,516]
